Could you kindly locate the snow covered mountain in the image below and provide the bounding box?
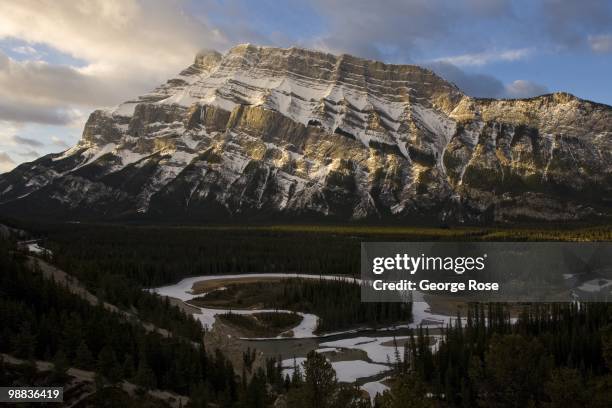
[1,44,610,223]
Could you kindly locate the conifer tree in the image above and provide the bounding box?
[50,350,69,384]
[302,351,337,408]
[75,340,95,369]
[97,345,122,385]
[135,354,156,390]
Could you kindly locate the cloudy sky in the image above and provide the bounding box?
[1,0,611,172]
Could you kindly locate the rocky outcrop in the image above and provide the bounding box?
[0,45,610,223]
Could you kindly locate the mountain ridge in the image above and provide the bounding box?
[1,44,610,223]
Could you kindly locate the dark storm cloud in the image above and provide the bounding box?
[428,61,548,99]
[541,0,612,50]
[16,149,40,159]
[308,0,515,61]
[427,61,506,98]
[0,51,134,109]
[0,99,79,126]
[12,135,43,147]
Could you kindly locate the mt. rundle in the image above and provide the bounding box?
[1,44,610,222]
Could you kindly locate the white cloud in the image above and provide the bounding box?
[589,34,612,53]
[12,45,38,55]
[505,80,549,98]
[12,135,43,147]
[0,121,21,144]
[0,120,76,162]
[0,0,230,126]
[431,48,533,67]
[0,1,227,73]
[0,151,16,173]
[0,51,129,123]
[51,136,70,149]
[15,149,40,160]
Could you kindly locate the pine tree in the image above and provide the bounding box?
[291,356,303,385]
[12,323,36,358]
[544,368,588,408]
[50,350,69,384]
[0,356,6,385]
[122,354,135,380]
[75,341,94,369]
[476,334,551,407]
[334,384,371,408]
[189,382,208,408]
[135,355,156,390]
[97,345,122,385]
[380,373,434,408]
[301,351,337,408]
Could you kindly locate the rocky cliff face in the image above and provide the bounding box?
[1,44,610,223]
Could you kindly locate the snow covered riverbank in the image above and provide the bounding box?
[149,273,455,339]
[150,273,356,337]
[149,273,455,400]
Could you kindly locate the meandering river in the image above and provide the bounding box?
[150,273,455,400]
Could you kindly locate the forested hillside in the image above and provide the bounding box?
[377,303,612,407]
[0,239,238,406]
[2,222,612,407]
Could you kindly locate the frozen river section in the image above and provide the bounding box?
[149,273,454,339]
[149,273,453,401]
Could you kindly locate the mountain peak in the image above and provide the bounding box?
[0,44,610,223]
[194,48,222,62]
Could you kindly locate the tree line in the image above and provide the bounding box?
[195,278,411,333]
[376,302,612,407]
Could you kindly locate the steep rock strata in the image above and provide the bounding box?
[0,45,610,223]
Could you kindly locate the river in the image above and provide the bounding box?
[150,273,455,400]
